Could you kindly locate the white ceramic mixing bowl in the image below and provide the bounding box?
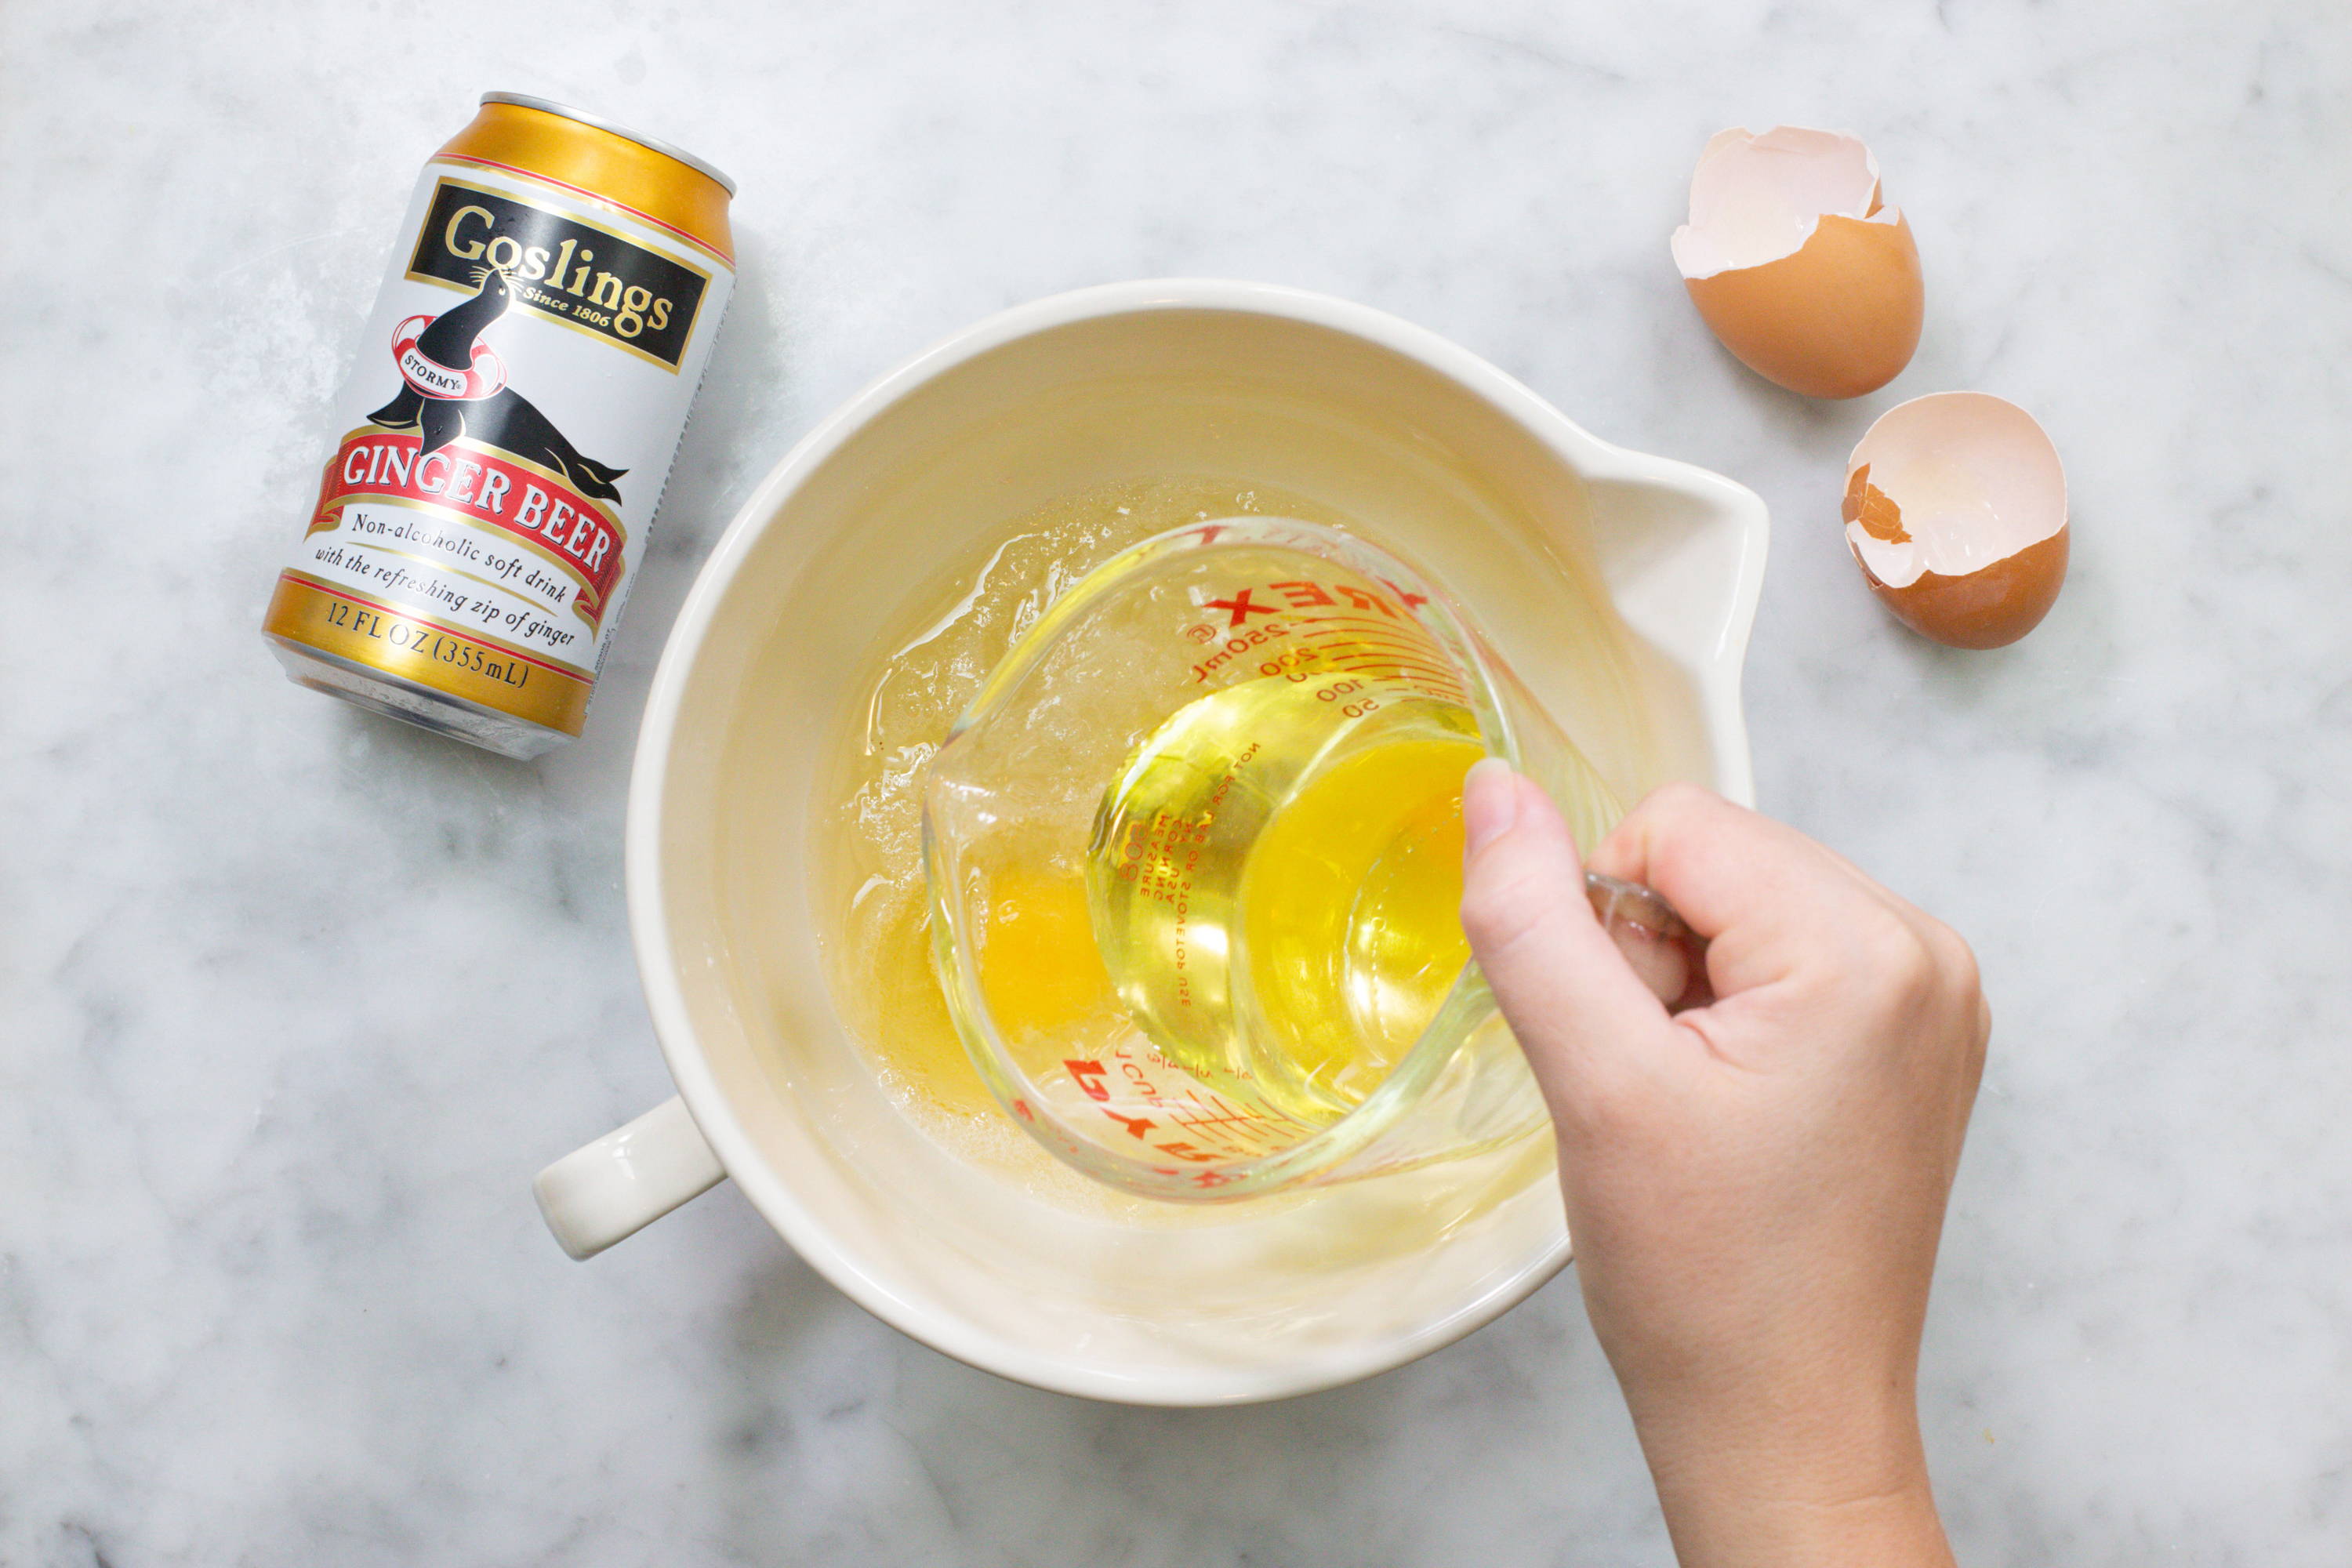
[532,280,1768,1405]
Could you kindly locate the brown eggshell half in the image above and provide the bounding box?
[1684,211,1924,399]
[1842,392,2069,648]
[1850,510,2070,648]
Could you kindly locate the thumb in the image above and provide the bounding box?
[1458,760,1672,1103]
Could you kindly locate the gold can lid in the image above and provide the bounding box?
[478,91,736,197]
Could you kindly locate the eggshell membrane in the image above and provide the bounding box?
[1844,392,2069,649]
[1672,126,1881,278]
[1673,127,1924,400]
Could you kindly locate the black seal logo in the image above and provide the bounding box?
[366,265,630,503]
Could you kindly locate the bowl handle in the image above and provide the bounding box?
[533,1096,726,1259]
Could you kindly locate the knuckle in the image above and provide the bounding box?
[1940,927,1984,997]
[1852,916,1939,1004]
[1638,779,1719,828]
[1610,782,1751,891]
[1592,815,1644,872]
[1916,920,1986,1025]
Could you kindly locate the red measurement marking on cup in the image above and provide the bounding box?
[1301,633,1449,662]
[1298,612,1425,633]
[1314,659,1468,697]
[1192,576,1425,633]
[1315,645,1457,673]
[1331,659,1457,680]
[1167,1099,1283,1138]
[1298,619,1432,640]
[1294,618,1456,665]
[1203,587,1280,626]
[1296,622,1453,659]
[1064,1052,1325,1164]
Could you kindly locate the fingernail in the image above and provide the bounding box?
[1461,757,1519,857]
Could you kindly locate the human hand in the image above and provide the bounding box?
[1459,766,1987,1568]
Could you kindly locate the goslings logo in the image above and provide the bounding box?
[407,181,710,368]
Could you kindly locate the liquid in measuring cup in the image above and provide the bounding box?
[1087,675,1486,1123]
[922,514,1636,1200]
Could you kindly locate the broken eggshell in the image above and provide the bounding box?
[1671,126,1924,399]
[1843,392,2068,649]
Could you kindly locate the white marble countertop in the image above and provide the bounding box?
[6,1,2349,1562]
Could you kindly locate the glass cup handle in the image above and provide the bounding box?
[1584,871,1713,1011]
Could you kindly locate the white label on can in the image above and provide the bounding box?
[278,158,732,703]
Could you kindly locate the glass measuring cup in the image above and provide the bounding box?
[922,517,1696,1201]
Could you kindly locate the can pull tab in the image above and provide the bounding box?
[1584,870,1714,1013]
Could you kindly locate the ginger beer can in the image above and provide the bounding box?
[262,92,735,758]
